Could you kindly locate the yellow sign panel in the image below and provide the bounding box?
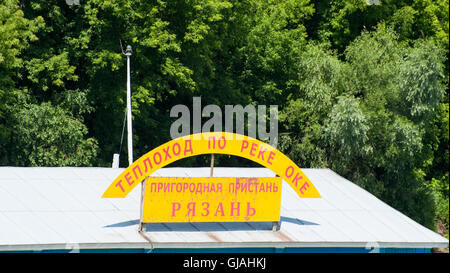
[143,177,282,223]
[102,132,321,199]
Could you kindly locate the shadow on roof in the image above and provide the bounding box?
[103,216,318,231]
[280,216,319,226]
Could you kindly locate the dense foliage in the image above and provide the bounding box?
[0,0,448,236]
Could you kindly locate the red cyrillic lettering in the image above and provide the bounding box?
[267,151,275,165]
[240,182,248,192]
[172,143,181,156]
[235,182,241,192]
[285,165,294,178]
[172,202,181,216]
[299,181,310,194]
[143,157,153,172]
[254,181,259,191]
[240,140,249,152]
[115,180,125,192]
[132,165,142,180]
[218,136,226,149]
[184,140,193,155]
[164,183,170,192]
[208,137,216,149]
[153,152,162,165]
[196,183,203,194]
[259,182,265,192]
[228,183,234,193]
[186,202,196,216]
[258,147,266,161]
[124,172,134,186]
[248,182,254,192]
[230,202,240,216]
[163,146,172,160]
[215,202,225,216]
[249,143,257,156]
[246,202,256,217]
[201,202,210,216]
[292,172,303,187]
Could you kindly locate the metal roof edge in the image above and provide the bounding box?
[2,241,447,252]
[149,241,449,249]
[0,242,151,252]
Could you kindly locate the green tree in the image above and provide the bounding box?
[308,0,449,53]
[0,0,43,163]
[280,25,447,229]
[1,0,98,166]
[8,102,98,166]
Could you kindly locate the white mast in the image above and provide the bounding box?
[125,45,133,166]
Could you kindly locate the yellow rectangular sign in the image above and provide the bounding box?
[143,177,282,223]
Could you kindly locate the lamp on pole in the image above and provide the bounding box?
[125,45,133,166]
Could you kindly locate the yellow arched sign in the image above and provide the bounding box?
[102,132,320,199]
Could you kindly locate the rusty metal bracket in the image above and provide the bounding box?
[210,154,215,177]
[272,221,279,231]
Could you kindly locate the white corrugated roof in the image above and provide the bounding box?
[0,167,447,251]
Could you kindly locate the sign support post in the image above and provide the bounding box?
[210,154,214,177]
[138,177,146,232]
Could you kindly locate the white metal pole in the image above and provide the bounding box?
[125,46,133,166]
